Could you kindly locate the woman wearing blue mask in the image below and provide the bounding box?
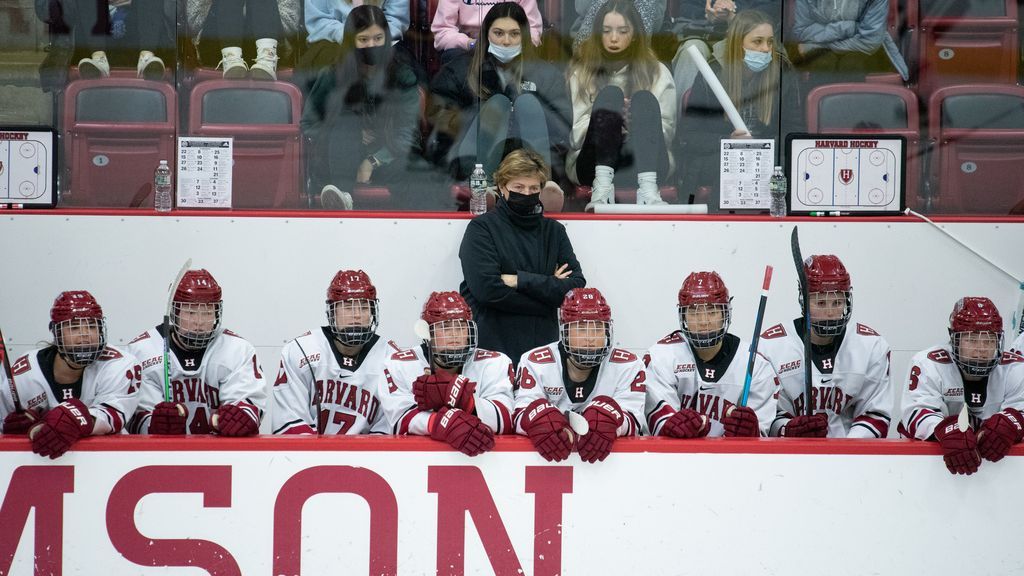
[680,10,798,208]
[429,2,570,183]
[301,5,421,209]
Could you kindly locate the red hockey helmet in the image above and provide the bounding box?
[949,297,1004,377]
[171,269,223,350]
[326,270,379,346]
[559,288,613,367]
[677,272,731,348]
[803,255,853,337]
[421,291,476,368]
[49,290,107,367]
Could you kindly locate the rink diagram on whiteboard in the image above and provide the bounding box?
[0,129,54,205]
[787,135,905,214]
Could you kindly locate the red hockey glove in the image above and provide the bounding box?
[430,408,494,456]
[933,414,981,475]
[148,402,189,435]
[577,396,624,463]
[215,402,260,437]
[413,372,476,412]
[2,409,40,435]
[29,399,94,459]
[521,399,573,462]
[722,406,760,437]
[783,413,829,438]
[977,408,1024,462]
[660,408,710,438]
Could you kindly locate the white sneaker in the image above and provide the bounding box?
[250,38,278,81]
[78,51,110,79]
[218,46,248,79]
[320,185,353,210]
[637,171,667,205]
[585,165,615,212]
[136,50,165,80]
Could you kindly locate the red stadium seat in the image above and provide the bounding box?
[927,84,1024,214]
[61,78,177,207]
[909,0,1018,96]
[806,83,922,209]
[188,80,304,209]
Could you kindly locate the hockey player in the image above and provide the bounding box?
[645,272,777,439]
[1,291,140,459]
[514,287,646,463]
[383,291,514,455]
[900,297,1024,475]
[273,270,400,434]
[759,255,892,438]
[127,269,266,436]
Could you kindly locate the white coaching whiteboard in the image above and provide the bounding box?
[0,127,56,208]
[786,134,905,215]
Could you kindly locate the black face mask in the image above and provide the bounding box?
[505,190,543,216]
[356,45,387,66]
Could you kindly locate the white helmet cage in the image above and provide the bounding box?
[800,289,853,337]
[428,319,478,369]
[950,330,1003,378]
[678,302,732,349]
[326,298,379,346]
[171,300,223,350]
[52,317,107,367]
[559,320,613,368]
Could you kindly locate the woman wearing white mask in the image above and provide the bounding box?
[429,2,570,182]
[680,10,797,207]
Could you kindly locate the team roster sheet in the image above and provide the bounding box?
[719,139,775,211]
[177,137,233,208]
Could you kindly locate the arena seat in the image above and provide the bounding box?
[61,78,177,207]
[909,0,1018,96]
[188,80,304,209]
[927,84,1024,214]
[807,82,922,209]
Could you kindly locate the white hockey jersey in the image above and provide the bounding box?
[127,326,267,434]
[273,329,399,435]
[513,343,646,437]
[758,320,892,438]
[1010,330,1024,356]
[644,332,778,437]
[382,345,515,435]
[899,344,1024,440]
[0,346,141,435]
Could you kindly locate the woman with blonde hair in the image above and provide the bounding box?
[566,0,677,210]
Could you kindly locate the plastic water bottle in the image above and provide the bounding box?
[769,165,787,218]
[154,160,172,213]
[469,163,488,216]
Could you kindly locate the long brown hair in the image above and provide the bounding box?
[721,10,787,126]
[468,2,533,100]
[569,0,660,105]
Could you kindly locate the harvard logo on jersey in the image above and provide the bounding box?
[529,347,555,364]
[390,349,418,361]
[62,388,74,400]
[183,358,197,368]
[223,329,242,338]
[12,355,31,376]
[610,349,637,363]
[657,332,684,345]
[702,367,716,379]
[474,349,500,361]
[342,356,355,368]
[128,331,151,344]
[760,324,787,340]
[821,358,833,370]
[1000,351,1024,364]
[856,323,880,337]
[98,347,122,361]
[927,349,953,364]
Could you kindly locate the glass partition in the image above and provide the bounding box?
[0,0,1021,214]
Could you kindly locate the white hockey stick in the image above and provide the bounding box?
[163,258,192,402]
[0,325,20,411]
[687,44,749,135]
[565,410,590,437]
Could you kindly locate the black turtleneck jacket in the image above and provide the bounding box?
[459,198,586,366]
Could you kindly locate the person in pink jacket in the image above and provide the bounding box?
[431,0,543,63]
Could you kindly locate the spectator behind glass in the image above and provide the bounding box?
[791,0,909,88]
[197,0,285,80]
[429,2,570,182]
[459,149,585,367]
[301,5,421,210]
[567,0,677,211]
[571,0,665,50]
[301,0,410,85]
[681,10,797,208]
[431,0,543,64]
[35,0,172,89]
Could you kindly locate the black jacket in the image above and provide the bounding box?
[459,199,585,366]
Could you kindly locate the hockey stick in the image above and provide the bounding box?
[293,338,323,435]
[163,258,192,402]
[791,227,813,417]
[0,326,21,412]
[741,266,773,407]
